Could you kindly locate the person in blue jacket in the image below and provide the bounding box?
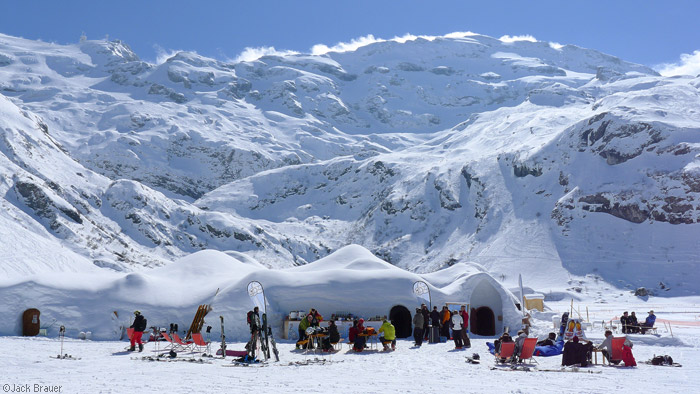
[640,310,656,334]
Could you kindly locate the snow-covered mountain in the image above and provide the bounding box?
[1,32,698,294]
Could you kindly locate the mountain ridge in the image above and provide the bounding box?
[0,32,697,295]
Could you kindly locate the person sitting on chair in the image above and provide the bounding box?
[378,319,396,351]
[628,312,639,334]
[511,330,528,362]
[562,336,592,366]
[640,310,656,334]
[597,330,632,364]
[620,311,630,334]
[352,319,367,352]
[494,331,513,355]
[297,314,314,349]
[321,320,340,352]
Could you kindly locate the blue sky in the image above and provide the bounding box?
[2,0,699,72]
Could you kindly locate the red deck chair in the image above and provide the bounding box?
[160,332,178,350]
[496,342,515,363]
[517,337,538,364]
[172,333,194,351]
[610,336,626,364]
[191,333,211,354]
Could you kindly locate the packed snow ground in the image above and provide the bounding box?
[4,299,700,394]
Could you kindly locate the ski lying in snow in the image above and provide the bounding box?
[223,360,268,367]
[536,368,602,374]
[490,366,601,374]
[132,356,212,364]
[283,358,342,366]
[643,361,682,367]
[50,354,80,360]
[490,366,533,372]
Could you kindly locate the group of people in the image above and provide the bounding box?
[296,308,324,349]
[412,304,471,349]
[561,329,636,367]
[492,326,637,367]
[348,317,397,352]
[621,310,656,334]
[493,330,529,362]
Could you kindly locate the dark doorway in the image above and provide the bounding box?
[389,305,412,338]
[471,307,495,336]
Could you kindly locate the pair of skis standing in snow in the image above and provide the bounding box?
[218,281,279,363]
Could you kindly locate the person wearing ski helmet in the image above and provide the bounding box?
[130,310,147,352]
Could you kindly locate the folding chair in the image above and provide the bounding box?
[172,333,194,351]
[495,342,515,363]
[191,333,211,355]
[517,338,538,364]
[610,336,626,364]
[160,332,178,350]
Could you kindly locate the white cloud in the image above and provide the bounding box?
[153,44,182,64]
[311,35,382,55]
[310,33,446,56]
[549,42,564,50]
[499,34,537,43]
[444,31,479,39]
[234,46,300,63]
[656,50,700,77]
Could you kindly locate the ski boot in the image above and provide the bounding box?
[128,346,135,352]
[138,344,144,352]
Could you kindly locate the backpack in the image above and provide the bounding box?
[651,355,673,365]
[247,311,260,332]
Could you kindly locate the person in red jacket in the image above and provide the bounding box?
[349,319,359,343]
[459,305,471,348]
[352,319,367,352]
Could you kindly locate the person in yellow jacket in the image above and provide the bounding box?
[379,319,396,351]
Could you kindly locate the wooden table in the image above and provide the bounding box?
[358,332,378,350]
[307,333,328,353]
[592,348,606,365]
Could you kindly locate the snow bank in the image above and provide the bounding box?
[0,245,521,341]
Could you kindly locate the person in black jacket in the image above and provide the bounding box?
[620,311,630,334]
[322,320,340,352]
[421,304,430,341]
[130,310,147,352]
[562,336,592,366]
[429,306,441,342]
[628,312,639,333]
